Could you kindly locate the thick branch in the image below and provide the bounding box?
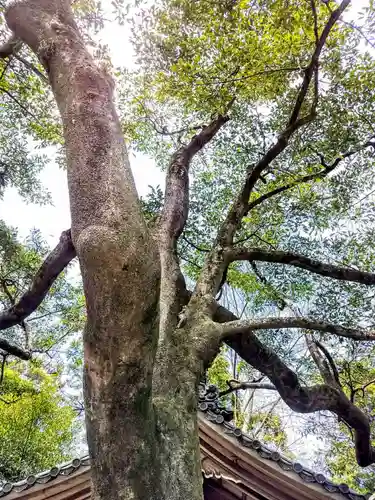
[0,338,30,360]
[219,316,375,341]
[223,326,375,466]
[203,299,375,466]
[158,115,229,333]
[160,115,229,244]
[0,230,76,330]
[228,247,375,285]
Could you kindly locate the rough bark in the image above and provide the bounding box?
[6,2,161,499]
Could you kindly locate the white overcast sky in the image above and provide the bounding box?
[0,0,370,247]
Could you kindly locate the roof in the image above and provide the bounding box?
[0,384,370,500]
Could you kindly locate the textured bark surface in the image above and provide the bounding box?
[6,2,163,499]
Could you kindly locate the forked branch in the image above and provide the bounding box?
[216,0,350,247]
[193,1,350,299]
[158,115,229,331]
[247,135,375,211]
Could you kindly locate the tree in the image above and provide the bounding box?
[0,363,76,483]
[0,0,375,499]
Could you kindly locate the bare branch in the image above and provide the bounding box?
[0,230,76,331]
[218,378,276,397]
[227,247,375,285]
[0,338,30,360]
[219,316,375,342]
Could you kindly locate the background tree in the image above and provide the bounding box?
[0,1,374,500]
[0,362,76,483]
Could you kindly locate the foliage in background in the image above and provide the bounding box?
[0,363,76,483]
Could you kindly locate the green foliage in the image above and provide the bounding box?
[0,363,75,483]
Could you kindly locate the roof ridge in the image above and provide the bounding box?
[198,383,371,500]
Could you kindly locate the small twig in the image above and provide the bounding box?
[13,54,48,83]
[182,235,210,253]
[0,86,37,119]
[0,353,7,384]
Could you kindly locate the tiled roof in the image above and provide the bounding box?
[0,384,371,499]
[198,384,370,500]
[0,457,90,497]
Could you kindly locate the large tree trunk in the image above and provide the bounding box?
[5,2,206,499]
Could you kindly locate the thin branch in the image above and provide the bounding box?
[342,20,375,51]
[182,235,210,253]
[219,316,375,342]
[314,338,341,387]
[13,54,48,82]
[199,65,303,86]
[352,379,375,401]
[0,230,76,331]
[306,332,337,386]
[0,86,37,119]
[227,247,375,285]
